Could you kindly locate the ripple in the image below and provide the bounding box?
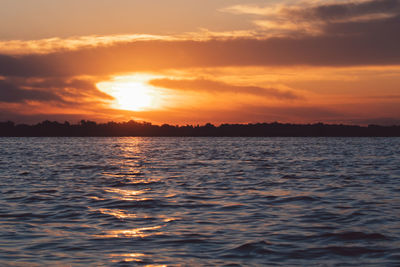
[223,241,275,258]
[0,137,399,266]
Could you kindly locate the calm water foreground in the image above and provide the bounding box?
[0,137,399,266]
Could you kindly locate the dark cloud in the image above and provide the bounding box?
[287,0,400,21]
[25,77,113,100]
[0,79,63,103]
[324,12,400,35]
[149,78,302,100]
[0,77,112,105]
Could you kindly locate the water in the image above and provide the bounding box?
[0,137,399,266]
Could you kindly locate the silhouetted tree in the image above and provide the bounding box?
[0,120,399,137]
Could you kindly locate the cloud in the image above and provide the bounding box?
[149,78,302,100]
[0,32,397,79]
[0,34,173,55]
[0,1,398,79]
[224,0,400,21]
[221,4,277,16]
[0,31,270,56]
[0,76,112,109]
[223,0,400,35]
[23,77,114,100]
[0,79,63,103]
[286,0,400,22]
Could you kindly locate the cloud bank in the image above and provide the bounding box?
[0,0,397,78]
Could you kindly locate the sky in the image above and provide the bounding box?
[0,0,399,125]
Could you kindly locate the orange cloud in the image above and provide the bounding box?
[0,34,174,55]
[149,78,302,100]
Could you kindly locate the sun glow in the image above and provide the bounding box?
[97,74,165,111]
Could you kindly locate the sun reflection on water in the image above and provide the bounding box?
[101,225,164,238]
[109,253,167,266]
[105,188,148,201]
[110,253,147,262]
[96,208,137,219]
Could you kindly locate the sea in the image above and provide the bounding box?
[0,137,399,266]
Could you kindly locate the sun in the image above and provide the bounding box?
[97,74,163,111]
[111,82,153,111]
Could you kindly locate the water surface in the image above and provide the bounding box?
[0,137,399,266]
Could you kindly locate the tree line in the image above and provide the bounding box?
[0,120,399,137]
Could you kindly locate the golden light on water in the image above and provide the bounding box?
[110,253,146,262]
[103,225,163,238]
[97,74,167,111]
[105,188,147,201]
[96,208,137,219]
[110,250,167,267]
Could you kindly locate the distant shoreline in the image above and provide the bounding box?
[1,120,399,137]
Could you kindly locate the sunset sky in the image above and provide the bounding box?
[1,0,399,125]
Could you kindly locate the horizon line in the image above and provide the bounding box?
[1,119,400,128]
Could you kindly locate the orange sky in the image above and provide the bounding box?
[0,0,399,125]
